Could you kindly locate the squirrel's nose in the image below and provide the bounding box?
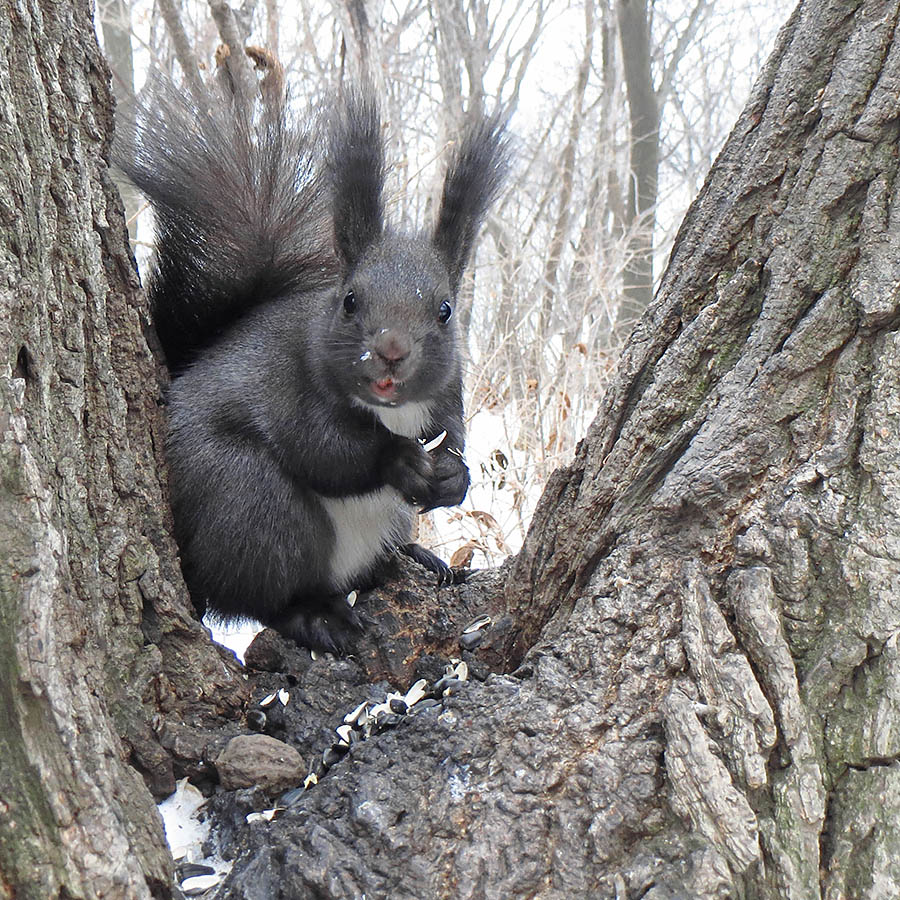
[373,330,410,365]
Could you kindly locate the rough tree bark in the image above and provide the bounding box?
[3,1,900,899]
[0,3,246,898]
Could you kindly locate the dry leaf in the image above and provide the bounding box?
[468,510,500,531]
[450,542,478,568]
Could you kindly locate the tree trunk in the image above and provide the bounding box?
[4,1,900,899]
[0,2,245,898]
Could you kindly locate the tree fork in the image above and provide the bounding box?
[3,1,900,898]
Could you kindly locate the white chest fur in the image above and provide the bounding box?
[353,398,434,438]
[318,487,413,589]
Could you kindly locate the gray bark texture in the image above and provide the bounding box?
[0,2,246,898]
[3,1,900,899]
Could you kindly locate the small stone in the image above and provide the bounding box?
[215,734,304,792]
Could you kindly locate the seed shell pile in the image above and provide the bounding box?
[316,658,470,774]
[244,658,472,826]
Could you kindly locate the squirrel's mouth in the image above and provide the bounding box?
[370,376,402,402]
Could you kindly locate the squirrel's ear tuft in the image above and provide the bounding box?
[433,112,509,293]
[328,90,385,267]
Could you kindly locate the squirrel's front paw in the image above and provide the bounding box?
[380,439,435,505]
[423,450,470,510]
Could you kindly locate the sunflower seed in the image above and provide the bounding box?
[280,787,304,806]
[462,614,492,634]
[346,590,358,607]
[277,689,290,706]
[404,679,428,706]
[389,697,408,715]
[440,677,464,696]
[182,874,222,895]
[344,701,369,725]
[246,709,267,732]
[303,772,318,789]
[177,863,216,880]
[459,631,483,651]
[323,747,344,768]
[335,724,354,744]
[421,430,448,452]
[444,659,462,677]
[259,692,277,708]
[245,807,282,824]
[369,701,392,719]
[453,661,468,681]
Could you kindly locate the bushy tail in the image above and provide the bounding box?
[116,77,338,370]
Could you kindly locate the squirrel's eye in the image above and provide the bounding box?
[343,290,357,315]
[438,300,452,323]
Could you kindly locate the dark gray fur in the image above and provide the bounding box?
[117,81,508,651]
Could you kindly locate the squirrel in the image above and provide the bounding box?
[116,73,508,652]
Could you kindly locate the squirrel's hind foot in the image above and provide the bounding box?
[271,594,374,654]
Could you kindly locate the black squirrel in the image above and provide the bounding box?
[117,76,508,651]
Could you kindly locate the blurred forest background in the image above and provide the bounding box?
[98,0,786,568]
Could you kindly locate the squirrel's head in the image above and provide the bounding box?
[322,92,508,412]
